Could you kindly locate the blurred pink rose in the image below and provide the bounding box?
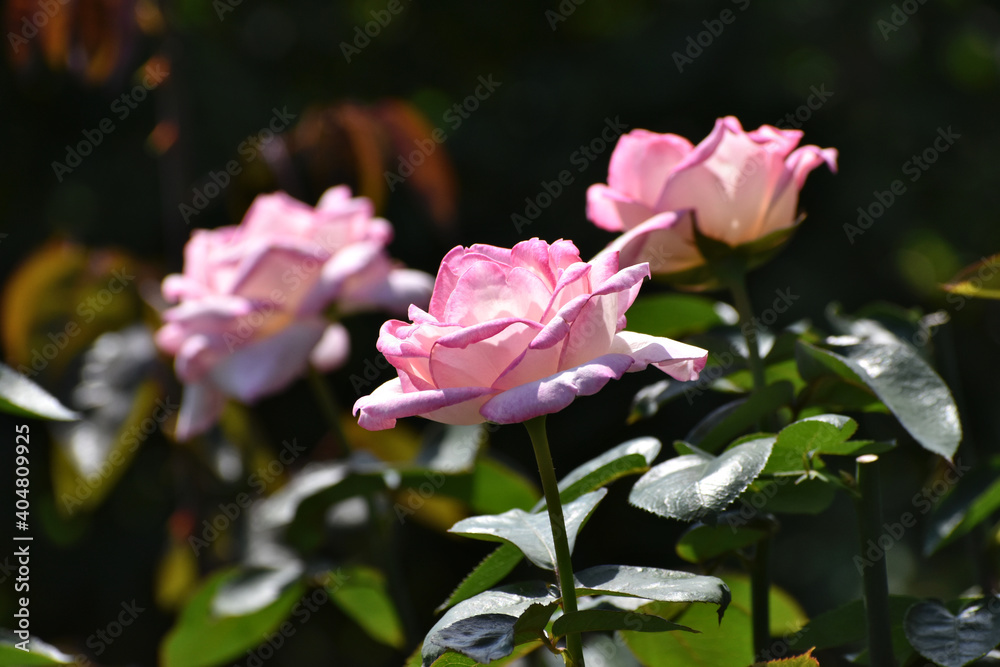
[588,117,837,278]
[353,238,707,430]
[157,186,434,440]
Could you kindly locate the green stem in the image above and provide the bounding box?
[727,272,766,393]
[308,366,349,456]
[727,270,770,657]
[523,416,585,667]
[855,455,896,667]
[751,536,772,660]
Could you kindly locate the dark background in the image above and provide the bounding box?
[1,0,999,665]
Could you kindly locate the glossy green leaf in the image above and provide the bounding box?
[574,565,731,618]
[763,414,856,473]
[688,382,794,454]
[552,609,693,636]
[924,458,996,554]
[0,362,79,421]
[625,293,737,338]
[533,437,661,511]
[440,442,658,611]
[327,565,405,649]
[450,489,606,570]
[904,598,1000,667]
[629,438,774,522]
[675,522,768,563]
[942,254,1000,300]
[160,569,306,667]
[620,574,807,666]
[211,566,303,617]
[0,633,74,666]
[796,339,961,459]
[436,544,523,613]
[422,581,555,665]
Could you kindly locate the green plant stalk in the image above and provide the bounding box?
[727,270,770,657]
[750,536,771,660]
[727,272,767,393]
[855,455,896,667]
[524,416,585,667]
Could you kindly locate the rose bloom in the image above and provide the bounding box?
[353,238,707,430]
[588,116,837,279]
[157,186,433,440]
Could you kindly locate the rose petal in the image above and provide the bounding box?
[353,378,494,430]
[606,129,694,207]
[210,320,328,402]
[174,381,227,442]
[479,353,636,423]
[593,211,701,275]
[610,330,708,381]
[310,323,351,372]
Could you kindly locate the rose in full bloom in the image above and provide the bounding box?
[156,186,434,440]
[352,238,707,430]
[588,116,837,283]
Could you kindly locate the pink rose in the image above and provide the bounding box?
[156,186,434,440]
[588,116,837,278]
[352,238,707,430]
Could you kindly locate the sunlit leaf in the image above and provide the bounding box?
[574,565,730,619]
[0,632,75,666]
[942,254,1000,300]
[160,569,306,667]
[0,362,78,421]
[327,565,405,649]
[450,490,606,570]
[629,439,774,522]
[796,339,961,459]
[422,581,556,665]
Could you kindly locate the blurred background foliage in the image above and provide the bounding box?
[0,0,999,665]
